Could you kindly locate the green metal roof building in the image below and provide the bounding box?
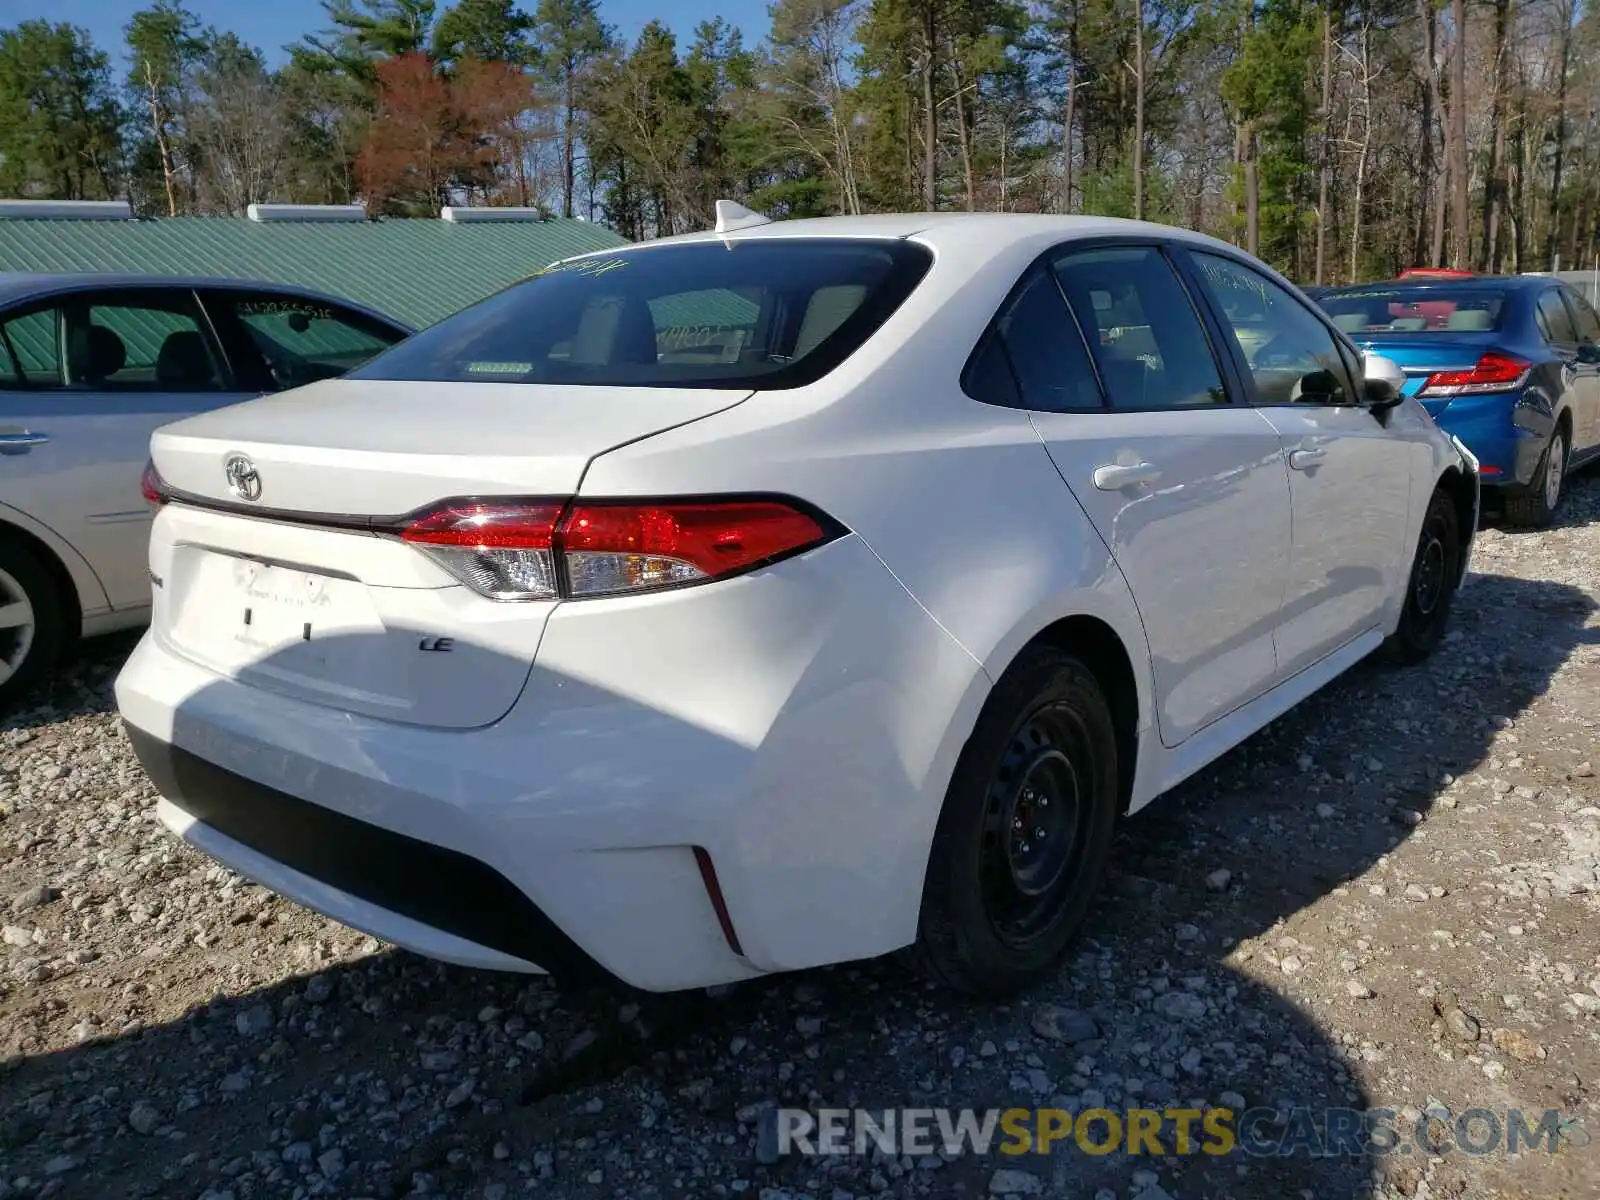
[0,201,629,328]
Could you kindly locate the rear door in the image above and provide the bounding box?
[1557,286,1600,455]
[1001,242,1291,747]
[199,289,408,393]
[1181,250,1411,679]
[0,287,249,611]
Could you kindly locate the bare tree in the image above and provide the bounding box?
[189,62,289,214]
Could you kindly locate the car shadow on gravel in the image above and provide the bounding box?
[2,541,1596,1200]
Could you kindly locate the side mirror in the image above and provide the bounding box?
[1577,341,1600,365]
[1361,352,1407,409]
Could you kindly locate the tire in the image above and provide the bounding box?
[908,645,1120,996]
[1504,426,1568,528]
[1384,488,1462,666]
[0,537,64,712]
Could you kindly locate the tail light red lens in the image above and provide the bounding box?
[1417,351,1531,398]
[397,497,836,601]
[140,460,168,506]
[560,500,831,598]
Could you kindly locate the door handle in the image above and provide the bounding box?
[1092,462,1163,490]
[0,430,49,451]
[1288,447,1327,470]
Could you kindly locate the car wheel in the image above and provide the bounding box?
[1504,426,1568,528]
[0,537,63,711]
[908,645,1120,996]
[1385,488,1461,666]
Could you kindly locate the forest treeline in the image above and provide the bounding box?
[0,0,1596,283]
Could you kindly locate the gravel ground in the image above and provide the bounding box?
[1,473,1598,1200]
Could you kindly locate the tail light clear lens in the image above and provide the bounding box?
[400,502,564,600]
[140,460,168,506]
[1417,351,1531,398]
[397,497,836,601]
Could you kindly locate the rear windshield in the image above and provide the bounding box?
[1316,287,1508,334]
[351,238,933,389]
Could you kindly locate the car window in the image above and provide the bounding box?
[961,331,1021,407]
[1536,290,1577,344]
[1050,246,1227,409]
[353,239,932,390]
[40,293,225,393]
[1316,286,1507,333]
[1189,252,1350,405]
[0,309,62,387]
[1561,288,1600,343]
[996,270,1103,411]
[223,292,404,389]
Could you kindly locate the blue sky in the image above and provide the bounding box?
[27,0,770,66]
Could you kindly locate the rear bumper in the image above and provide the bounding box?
[115,533,988,991]
[1431,394,1548,488]
[127,725,588,976]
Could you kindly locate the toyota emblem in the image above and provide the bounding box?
[223,453,261,502]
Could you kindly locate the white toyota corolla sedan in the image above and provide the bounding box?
[116,209,1478,995]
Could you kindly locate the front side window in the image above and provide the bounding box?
[1190,252,1349,405]
[223,292,403,389]
[1051,246,1228,410]
[352,239,933,390]
[1563,288,1600,342]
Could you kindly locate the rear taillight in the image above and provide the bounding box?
[140,460,168,506]
[400,502,564,600]
[1417,351,1531,398]
[397,497,837,601]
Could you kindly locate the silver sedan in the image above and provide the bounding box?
[0,273,410,706]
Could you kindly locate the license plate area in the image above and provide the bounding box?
[165,547,383,676]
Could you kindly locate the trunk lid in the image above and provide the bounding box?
[152,378,752,515]
[147,379,751,729]
[1352,333,1503,417]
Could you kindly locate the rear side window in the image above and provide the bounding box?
[1536,290,1577,343]
[352,239,932,390]
[1052,246,1228,409]
[963,270,1103,412]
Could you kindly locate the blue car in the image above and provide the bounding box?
[1315,275,1600,525]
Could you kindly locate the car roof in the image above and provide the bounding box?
[0,272,413,330]
[560,211,1253,260]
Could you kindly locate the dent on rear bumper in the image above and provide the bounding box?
[115,533,990,990]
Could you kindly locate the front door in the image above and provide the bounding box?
[1181,250,1411,677]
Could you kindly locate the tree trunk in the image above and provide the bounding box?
[952,63,976,211]
[144,58,179,218]
[1415,0,1441,266]
[1315,3,1334,285]
[1449,0,1469,268]
[920,1,938,210]
[1245,123,1259,256]
[1545,0,1573,270]
[1480,0,1511,271]
[1062,39,1076,213]
[1132,0,1145,220]
[561,65,576,218]
[1351,24,1372,280]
